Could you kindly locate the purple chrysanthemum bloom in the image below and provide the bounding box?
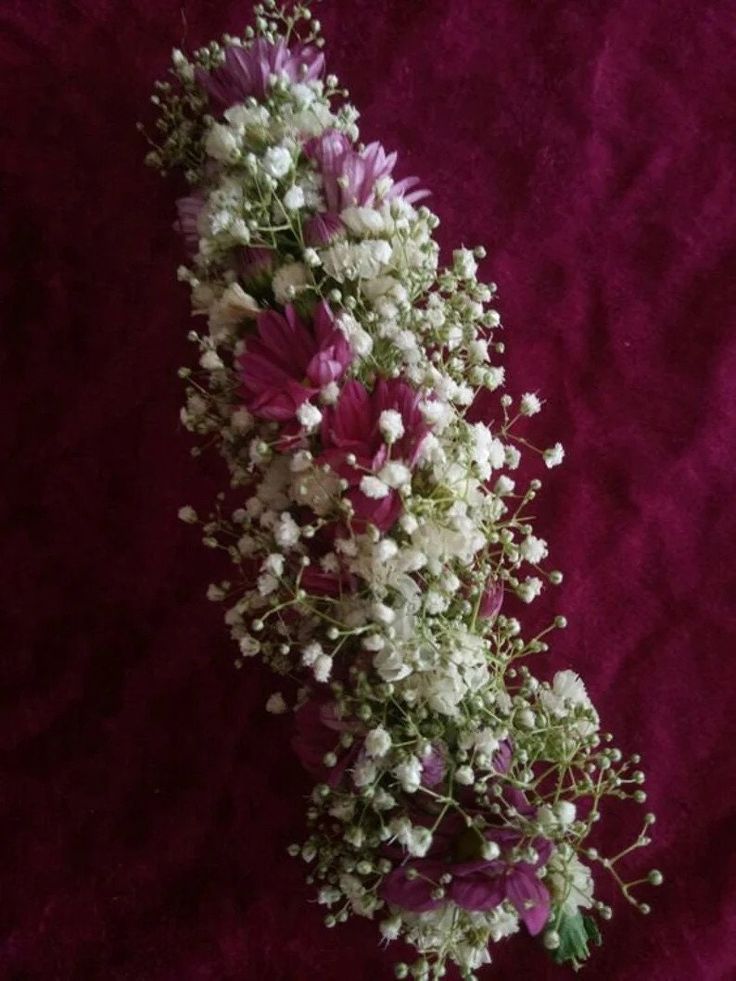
[319,377,430,532]
[303,129,430,244]
[196,39,325,113]
[238,300,352,422]
[381,826,553,936]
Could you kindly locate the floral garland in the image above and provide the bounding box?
[145,3,660,976]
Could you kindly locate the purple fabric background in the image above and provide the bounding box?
[2,1,735,978]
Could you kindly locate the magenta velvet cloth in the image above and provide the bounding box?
[2,2,735,978]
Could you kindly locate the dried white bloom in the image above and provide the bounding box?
[296,401,322,430]
[283,184,306,210]
[205,123,239,162]
[262,145,292,178]
[266,692,287,714]
[544,442,565,468]
[360,475,390,499]
[520,392,542,416]
[364,726,392,758]
[379,409,405,443]
[394,756,422,793]
[272,261,309,304]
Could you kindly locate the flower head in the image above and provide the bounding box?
[197,39,325,112]
[320,377,430,530]
[303,129,429,244]
[238,300,352,422]
[381,824,552,936]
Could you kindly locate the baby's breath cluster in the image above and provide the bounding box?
[149,3,657,975]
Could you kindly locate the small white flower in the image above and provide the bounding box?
[374,647,412,682]
[360,474,390,499]
[208,283,260,337]
[505,445,521,469]
[379,914,402,942]
[289,80,315,106]
[474,729,500,758]
[455,765,475,786]
[425,590,449,614]
[379,409,405,444]
[313,653,333,683]
[262,145,292,179]
[341,206,386,235]
[420,399,453,431]
[546,852,595,915]
[364,726,392,758]
[517,576,543,603]
[178,505,197,524]
[320,381,339,404]
[263,553,285,577]
[375,538,398,563]
[517,706,536,728]
[322,240,392,281]
[239,635,260,657]
[272,261,309,304]
[297,401,322,430]
[344,825,365,848]
[485,365,505,390]
[290,450,313,473]
[520,392,542,416]
[318,886,342,907]
[283,184,306,210]
[362,633,385,652]
[373,789,396,811]
[266,692,287,714]
[372,602,395,625]
[257,572,278,596]
[274,512,300,549]
[379,461,412,489]
[337,313,373,357]
[494,475,515,496]
[199,349,224,371]
[520,535,548,565]
[352,758,377,787]
[301,642,323,667]
[544,442,565,468]
[469,338,489,362]
[205,123,239,162]
[554,801,577,826]
[453,247,477,280]
[407,826,433,857]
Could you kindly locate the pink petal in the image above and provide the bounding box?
[380,863,448,913]
[450,872,506,912]
[506,866,551,936]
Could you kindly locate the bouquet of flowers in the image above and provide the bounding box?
[145,3,660,976]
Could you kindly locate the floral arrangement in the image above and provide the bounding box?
[144,3,660,976]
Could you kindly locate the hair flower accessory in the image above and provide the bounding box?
[146,3,660,976]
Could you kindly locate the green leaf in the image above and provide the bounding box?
[550,910,602,970]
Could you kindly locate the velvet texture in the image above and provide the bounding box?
[2,1,735,978]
